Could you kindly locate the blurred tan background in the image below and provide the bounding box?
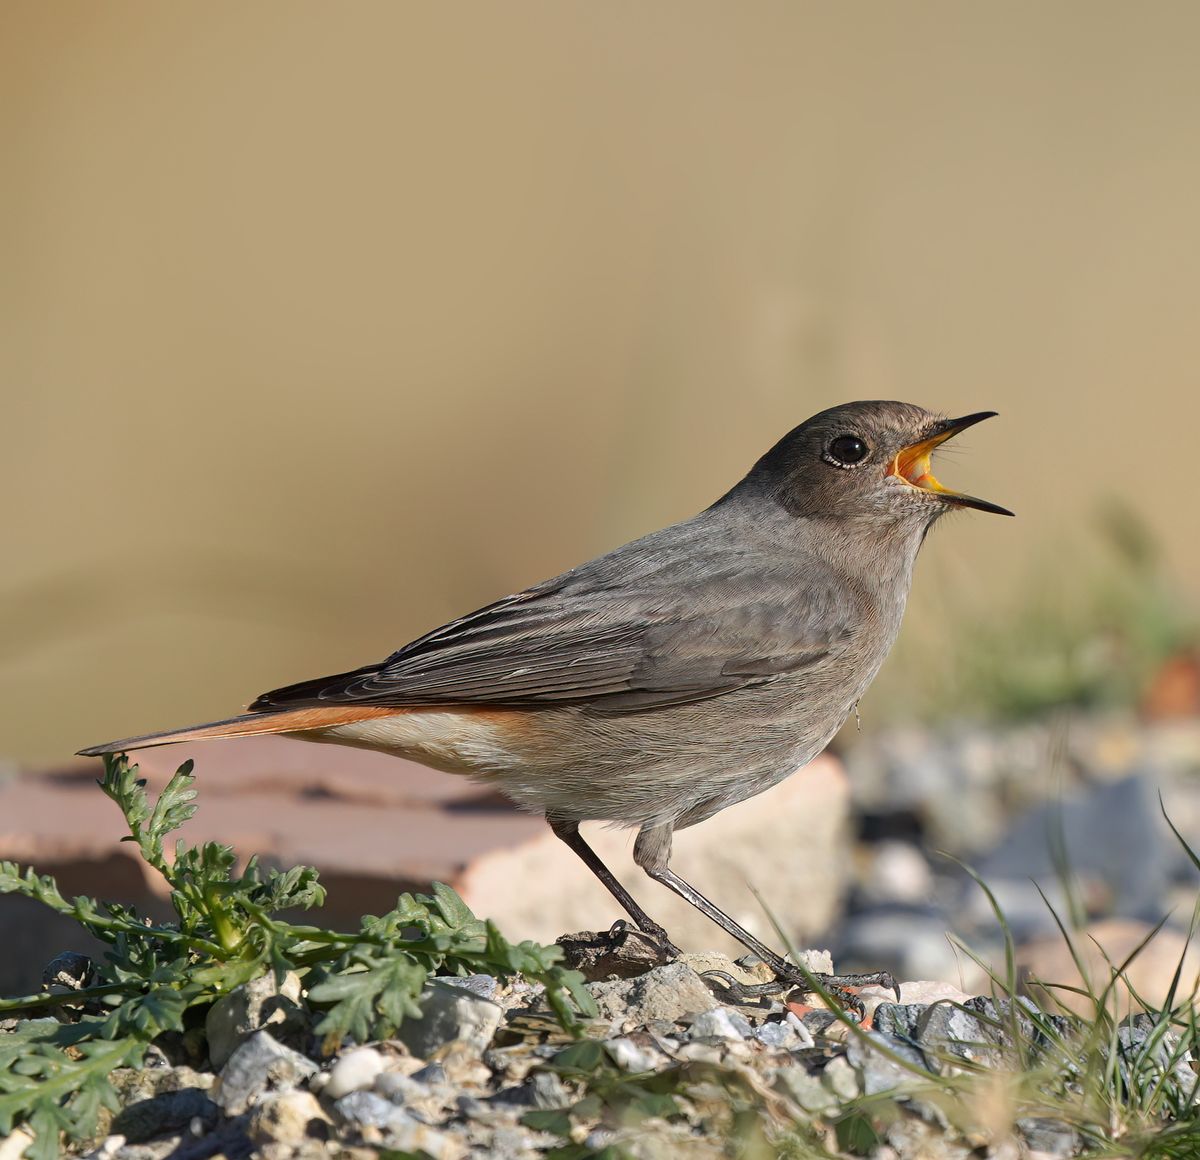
[3,2,1199,764]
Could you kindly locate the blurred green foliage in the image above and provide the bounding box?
[896,500,1196,723]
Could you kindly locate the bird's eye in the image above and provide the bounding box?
[826,434,869,467]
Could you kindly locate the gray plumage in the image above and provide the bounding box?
[80,400,1009,982]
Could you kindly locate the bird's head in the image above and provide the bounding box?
[748,400,1013,523]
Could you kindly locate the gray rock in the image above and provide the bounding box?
[916,1001,1002,1069]
[41,950,94,991]
[885,1115,974,1159]
[528,1071,571,1109]
[1016,1116,1081,1157]
[374,1069,432,1105]
[205,970,305,1069]
[799,1009,840,1037]
[1116,1015,1200,1104]
[335,1091,462,1158]
[214,1030,318,1115]
[80,1136,124,1160]
[688,1006,752,1041]
[482,1124,556,1160]
[397,979,503,1057]
[754,1015,813,1051]
[588,961,719,1026]
[324,1046,386,1099]
[335,1089,408,1130]
[412,1060,448,1085]
[447,973,499,1001]
[773,1066,839,1114]
[846,1028,930,1095]
[111,1088,218,1144]
[978,774,1168,933]
[584,1128,618,1151]
[874,995,1070,1076]
[823,1054,861,1100]
[872,1001,929,1041]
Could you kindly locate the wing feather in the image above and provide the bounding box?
[250,543,854,714]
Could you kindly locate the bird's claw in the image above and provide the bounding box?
[605,918,681,959]
[703,964,899,1018]
[699,971,788,1002]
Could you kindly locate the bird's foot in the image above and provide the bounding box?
[702,965,899,1017]
[604,918,681,959]
[699,971,786,1002]
[778,966,900,1019]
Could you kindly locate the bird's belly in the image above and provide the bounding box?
[298,682,855,830]
[300,709,535,777]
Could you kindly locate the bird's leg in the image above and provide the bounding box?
[633,824,897,1006]
[548,817,681,956]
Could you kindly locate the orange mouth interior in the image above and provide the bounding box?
[886,432,954,495]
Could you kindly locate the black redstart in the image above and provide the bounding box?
[82,401,1011,994]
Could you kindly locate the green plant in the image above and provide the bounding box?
[0,754,595,1159]
[877,499,1197,723]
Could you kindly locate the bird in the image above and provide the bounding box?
[81,400,1011,994]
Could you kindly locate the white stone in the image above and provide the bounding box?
[606,1037,664,1073]
[325,1046,386,1099]
[0,1131,35,1160]
[689,1007,750,1040]
[397,980,503,1056]
[80,1138,126,1160]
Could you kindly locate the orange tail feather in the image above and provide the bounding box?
[77,706,402,757]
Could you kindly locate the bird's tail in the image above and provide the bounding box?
[77,705,402,757]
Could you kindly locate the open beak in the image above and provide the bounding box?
[887,411,1014,516]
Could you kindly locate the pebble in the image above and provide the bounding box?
[248,1090,332,1147]
[606,1036,665,1073]
[688,1006,752,1041]
[213,1030,318,1115]
[1016,1117,1081,1158]
[80,1138,125,1160]
[41,950,95,991]
[335,1092,463,1159]
[374,1069,432,1104]
[588,961,719,1026]
[674,1041,724,1064]
[1117,1016,1199,1103]
[846,1028,930,1095]
[528,1071,571,1109]
[324,1046,386,1099]
[0,1132,34,1160]
[754,1015,813,1051]
[446,973,499,1000]
[397,979,504,1057]
[774,1066,838,1113]
[205,971,306,1069]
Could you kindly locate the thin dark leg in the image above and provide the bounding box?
[645,864,896,1000]
[548,818,681,956]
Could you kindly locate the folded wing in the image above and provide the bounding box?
[250,561,851,715]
